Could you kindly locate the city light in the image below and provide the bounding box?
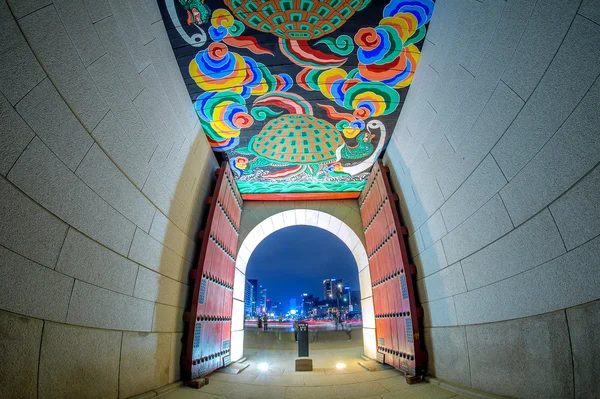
[335,363,346,369]
[290,310,297,315]
[258,363,269,371]
[338,284,342,288]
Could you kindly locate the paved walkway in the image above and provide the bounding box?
[161,347,465,399]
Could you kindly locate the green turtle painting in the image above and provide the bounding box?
[178,0,211,25]
[233,92,386,179]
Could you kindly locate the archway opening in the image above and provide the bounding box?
[245,225,361,344]
[230,209,377,363]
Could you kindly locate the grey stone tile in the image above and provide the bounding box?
[106,0,151,72]
[0,309,43,399]
[142,169,174,216]
[83,0,111,22]
[18,5,108,130]
[5,0,51,18]
[8,138,136,256]
[461,209,565,290]
[550,164,600,250]
[580,0,600,25]
[89,111,151,189]
[499,77,600,226]
[0,177,68,268]
[15,78,92,172]
[442,0,535,151]
[380,383,455,399]
[53,0,106,67]
[119,332,171,398]
[144,0,162,24]
[128,0,155,45]
[56,228,138,295]
[438,0,536,148]
[466,311,573,398]
[134,88,176,157]
[67,280,154,331]
[454,0,506,75]
[438,82,523,198]
[153,303,184,333]
[0,0,46,105]
[441,155,507,232]
[39,322,121,399]
[493,16,600,181]
[427,1,476,73]
[424,326,470,388]
[86,54,158,162]
[94,15,145,100]
[161,389,215,399]
[454,234,600,325]
[502,0,580,101]
[169,333,183,383]
[0,93,34,175]
[418,262,466,303]
[149,22,196,131]
[134,266,187,308]
[419,210,447,249]
[333,381,389,398]
[0,245,73,322]
[567,299,600,399]
[228,384,288,399]
[149,210,195,262]
[411,177,445,228]
[76,144,155,231]
[429,65,474,120]
[407,230,425,258]
[285,385,337,399]
[442,195,513,265]
[422,297,458,328]
[414,240,447,279]
[128,228,188,282]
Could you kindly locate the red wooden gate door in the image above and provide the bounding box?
[182,163,243,380]
[359,161,426,377]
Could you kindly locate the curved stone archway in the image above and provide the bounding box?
[230,209,376,361]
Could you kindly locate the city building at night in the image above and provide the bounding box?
[248,279,258,315]
[323,278,343,299]
[244,279,254,316]
[258,286,267,314]
[301,294,315,316]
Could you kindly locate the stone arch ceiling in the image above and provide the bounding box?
[159,0,434,193]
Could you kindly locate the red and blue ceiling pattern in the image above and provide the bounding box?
[160,0,434,194]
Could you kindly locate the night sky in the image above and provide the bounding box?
[246,225,359,306]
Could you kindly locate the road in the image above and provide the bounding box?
[244,320,363,332]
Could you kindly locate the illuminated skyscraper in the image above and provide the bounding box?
[244,280,254,316]
[248,279,258,314]
[323,278,343,299]
[259,286,267,313]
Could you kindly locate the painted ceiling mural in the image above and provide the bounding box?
[160,0,434,193]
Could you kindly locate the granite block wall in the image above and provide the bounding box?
[0,0,217,397]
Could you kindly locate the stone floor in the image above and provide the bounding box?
[160,347,466,399]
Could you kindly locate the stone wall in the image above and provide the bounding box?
[383,0,600,397]
[0,0,217,397]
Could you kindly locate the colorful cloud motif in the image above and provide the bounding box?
[295,0,433,130]
[190,41,292,150]
[355,0,434,88]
